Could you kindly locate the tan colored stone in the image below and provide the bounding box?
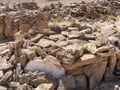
[67,66,84,76]
[31,34,43,43]
[22,49,37,60]
[4,15,13,37]
[81,54,96,62]
[56,49,75,65]
[49,34,66,41]
[55,40,68,47]
[94,45,114,54]
[63,54,97,70]
[19,55,28,67]
[0,19,5,36]
[0,70,13,83]
[13,40,24,50]
[67,39,81,44]
[68,27,78,31]
[109,54,117,73]
[9,54,16,64]
[94,45,114,57]
[37,39,55,48]
[32,12,48,30]
[19,72,49,87]
[35,83,54,90]
[115,50,120,58]
[95,36,108,47]
[0,49,9,57]
[63,43,83,57]
[69,22,81,30]
[34,46,46,59]
[0,58,13,71]
[104,54,117,81]
[49,21,72,31]
[14,31,21,39]
[84,61,107,90]
[19,16,31,33]
[84,43,97,54]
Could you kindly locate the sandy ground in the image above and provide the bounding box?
[0,0,97,8]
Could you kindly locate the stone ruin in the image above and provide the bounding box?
[0,1,120,90]
[0,2,48,38]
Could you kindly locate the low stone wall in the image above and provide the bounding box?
[0,3,48,38]
[5,19,120,90]
[0,1,120,90]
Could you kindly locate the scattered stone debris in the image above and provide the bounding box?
[0,1,120,90]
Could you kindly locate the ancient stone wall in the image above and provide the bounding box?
[0,1,120,90]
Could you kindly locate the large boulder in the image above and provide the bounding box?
[84,60,107,90]
[24,55,65,79]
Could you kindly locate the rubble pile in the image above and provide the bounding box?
[0,1,120,90]
[43,0,120,21]
[0,2,48,38]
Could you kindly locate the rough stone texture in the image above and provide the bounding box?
[0,16,5,36]
[37,39,55,48]
[57,75,75,90]
[84,60,108,90]
[9,82,32,90]
[19,55,28,67]
[33,46,46,58]
[24,55,65,79]
[19,72,50,87]
[22,49,37,60]
[104,54,117,81]
[31,34,43,43]
[35,83,54,90]
[0,70,13,84]
[0,58,13,71]
[63,54,97,70]
[4,14,14,37]
[0,1,120,90]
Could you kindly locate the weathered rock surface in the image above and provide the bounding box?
[35,83,54,90]
[24,55,65,79]
[0,15,5,36]
[0,1,120,90]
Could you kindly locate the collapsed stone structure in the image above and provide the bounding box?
[0,2,48,38]
[0,1,120,90]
